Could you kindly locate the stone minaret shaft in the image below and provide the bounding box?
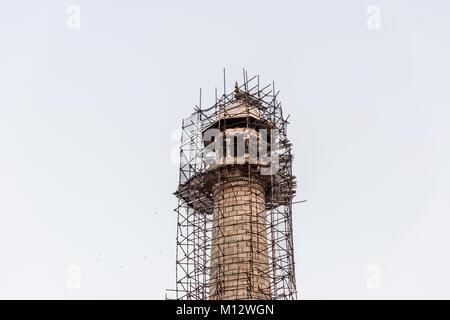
[209,171,271,300]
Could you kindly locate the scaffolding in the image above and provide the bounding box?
[173,71,297,300]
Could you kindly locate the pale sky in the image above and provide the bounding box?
[1,0,450,299]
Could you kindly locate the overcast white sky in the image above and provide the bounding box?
[1,0,450,299]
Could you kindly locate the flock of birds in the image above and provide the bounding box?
[93,210,162,269]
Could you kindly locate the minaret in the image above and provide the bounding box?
[206,83,271,299]
[174,75,297,301]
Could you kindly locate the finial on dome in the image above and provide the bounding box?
[234,81,239,98]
